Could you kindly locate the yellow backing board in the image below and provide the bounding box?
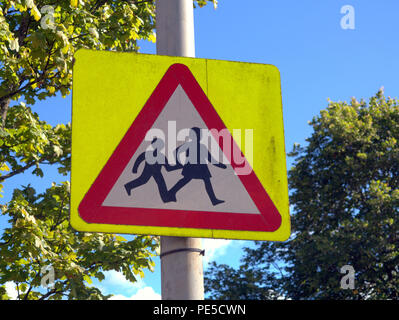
[70,49,290,241]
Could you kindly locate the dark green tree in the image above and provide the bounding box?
[205,89,399,300]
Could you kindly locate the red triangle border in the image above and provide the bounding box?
[78,63,282,232]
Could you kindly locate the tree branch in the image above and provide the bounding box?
[38,280,68,300]
[17,12,32,46]
[90,0,108,13]
[0,97,10,129]
[16,282,21,300]
[23,279,35,300]
[0,235,13,246]
[38,288,59,300]
[0,161,38,182]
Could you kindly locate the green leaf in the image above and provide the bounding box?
[83,275,92,284]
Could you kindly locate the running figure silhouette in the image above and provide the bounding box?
[124,137,178,203]
[167,127,227,206]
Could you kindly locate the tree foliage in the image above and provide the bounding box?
[0,0,216,122]
[0,0,157,123]
[0,0,216,299]
[205,259,283,300]
[205,89,399,300]
[0,182,157,300]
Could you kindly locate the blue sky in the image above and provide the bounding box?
[2,0,399,299]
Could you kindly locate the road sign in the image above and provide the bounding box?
[71,50,290,241]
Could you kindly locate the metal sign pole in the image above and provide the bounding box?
[155,0,205,300]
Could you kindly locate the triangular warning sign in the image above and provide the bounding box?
[78,63,282,232]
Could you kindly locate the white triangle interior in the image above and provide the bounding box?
[102,85,260,214]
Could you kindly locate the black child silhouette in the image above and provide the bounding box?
[167,127,227,206]
[124,137,178,202]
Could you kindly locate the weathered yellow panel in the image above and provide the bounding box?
[70,49,290,241]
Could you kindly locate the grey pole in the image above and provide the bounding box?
[155,0,205,300]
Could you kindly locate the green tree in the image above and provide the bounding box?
[0,182,158,300]
[0,0,216,299]
[0,0,215,124]
[205,89,399,300]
